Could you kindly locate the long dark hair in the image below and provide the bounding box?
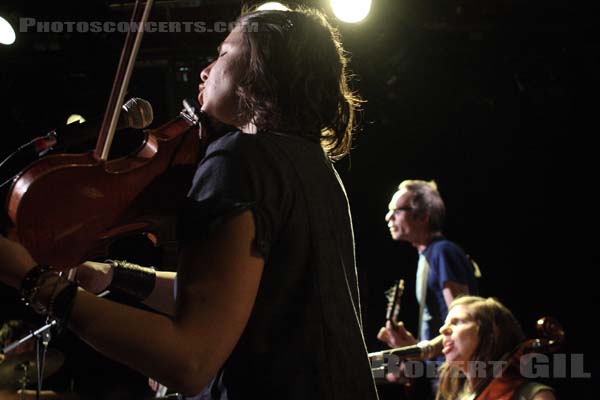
[235,7,362,160]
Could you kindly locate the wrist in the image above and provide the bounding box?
[19,265,78,332]
[102,261,115,291]
[20,264,55,312]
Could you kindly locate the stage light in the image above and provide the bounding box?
[67,114,86,125]
[257,2,290,11]
[330,0,371,23]
[0,15,16,45]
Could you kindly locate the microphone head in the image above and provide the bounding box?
[121,97,154,129]
[418,335,444,360]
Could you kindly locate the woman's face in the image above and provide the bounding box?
[198,26,246,127]
[440,305,480,373]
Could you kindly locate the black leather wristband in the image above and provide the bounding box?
[50,281,78,333]
[106,260,156,301]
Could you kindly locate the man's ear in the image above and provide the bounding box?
[417,213,430,226]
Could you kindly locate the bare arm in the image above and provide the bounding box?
[69,211,263,395]
[71,262,177,316]
[0,211,264,396]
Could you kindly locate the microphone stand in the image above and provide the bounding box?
[0,135,54,189]
[1,319,58,400]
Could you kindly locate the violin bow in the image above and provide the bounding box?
[96,0,154,161]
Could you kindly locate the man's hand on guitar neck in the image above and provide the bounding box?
[377,320,417,349]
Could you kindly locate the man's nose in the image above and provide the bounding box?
[385,211,393,222]
[200,61,215,82]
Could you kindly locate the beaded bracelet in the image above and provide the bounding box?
[20,264,54,312]
[106,259,156,302]
[20,265,78,331]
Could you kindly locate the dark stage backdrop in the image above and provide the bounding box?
[1,0,596,398]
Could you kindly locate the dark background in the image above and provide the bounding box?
[0,0,596,398]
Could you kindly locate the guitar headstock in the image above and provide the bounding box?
[384,279,405,326]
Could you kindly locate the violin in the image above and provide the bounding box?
[4,0,223,268]
[6,106,205,268]
[474,317,565,400]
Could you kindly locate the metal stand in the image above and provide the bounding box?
[1,319,57,400]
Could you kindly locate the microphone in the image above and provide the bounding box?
[369,335,443,361]
[49,97,154,153]
[1,98,153,188]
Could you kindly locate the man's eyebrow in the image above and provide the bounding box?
[217,40,232,53]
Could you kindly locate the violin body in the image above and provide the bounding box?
[7,114,199,268]
[5,0,228,268]
[475,317,564,400]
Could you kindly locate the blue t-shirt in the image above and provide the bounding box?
[420,236,479,340]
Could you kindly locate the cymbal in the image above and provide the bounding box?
[0,349,64,389]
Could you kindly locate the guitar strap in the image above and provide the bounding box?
[416,252,430,341]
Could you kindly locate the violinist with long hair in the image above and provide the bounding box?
[437,296,556,400]
[0,7,378,400]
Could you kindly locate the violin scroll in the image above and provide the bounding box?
[181,98,232,145]
[530,316,565,353]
